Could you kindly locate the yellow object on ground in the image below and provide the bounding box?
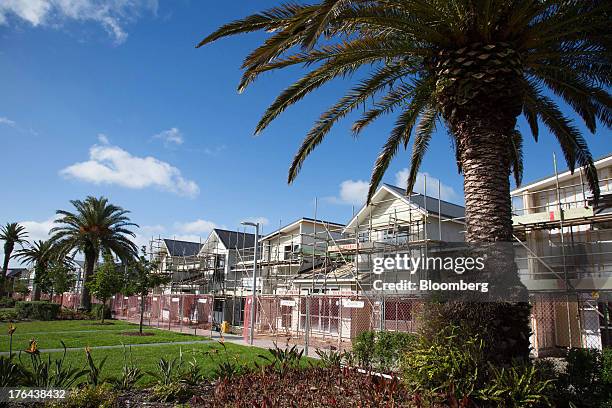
[221,321,231,333]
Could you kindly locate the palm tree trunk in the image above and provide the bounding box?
[33,285,41,301]
[81,251,96,311]
[430,110,531,364]
[1,245,13,298]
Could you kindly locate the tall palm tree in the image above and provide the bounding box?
[16,240,55,301]
[0,223,28,297]
[199,1,611,361]
[50,196,138,311]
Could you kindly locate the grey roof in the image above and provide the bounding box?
[384,184,465,219]
[163,239,203,257]
[262,217,345,240]
[214,229,255,250]
[6,268,28,278]
[511,152,612,192]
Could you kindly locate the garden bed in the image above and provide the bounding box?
[116,366,414,407]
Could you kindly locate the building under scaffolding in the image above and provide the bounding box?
[145,153,612,354]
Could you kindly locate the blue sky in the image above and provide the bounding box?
[1,1,609,264]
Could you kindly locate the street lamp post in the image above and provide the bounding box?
[241,221,259,345]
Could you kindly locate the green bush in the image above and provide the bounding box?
[352,331,375,368]
[554,348,612,408]
[150,382,192,403]
[374,331,416,372]
[15,301,60,320]
[58,308,92,320]
[90,304,111,320]
[477,363,555,407]
[401,325,483,404]
[352,330,416,372]
[0,297,16,308]
[603,348,612,385]
[47,384,117,408]
[0,308,18,321]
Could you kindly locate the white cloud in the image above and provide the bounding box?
[20,216,57,242]
[133,224,165,250]
[242,217,269,226]
[394,170,459,201]
[97,133,109,144]
[4,216,56,267]
[153,127,183,146]
[175,219,217,235]
[0,0,158,44]
[0,117,17,127]
[60,142,200,197]
[326,180,369,206]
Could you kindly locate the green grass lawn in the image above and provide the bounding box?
[17,342,271,386]
[0,319,286,387]
[0,320,205,352]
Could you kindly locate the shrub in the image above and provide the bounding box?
[90,304,111,321]
[602,348,612,385]
[374,331,416,372]
[59,308,92,320]
[0,356,25,387]
[150,382,192,403]
[20,341,86,388]
[203,342,248,380]
[352,330,416,372]
[554,348,612,408]
[401,325,483,404]
[315,348,346,368]
[477,362,555,407]
[0,297,16,308]
[0,308,18,321]
[418,302,532,365]
[147,353,185,386]
[352,331,375,368]
[48,384,117,408]
[111,346,143,391]
[258,343,303,377]
[15,301,60,320]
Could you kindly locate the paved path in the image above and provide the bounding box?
[0,339,213,356]
[0,328,142,336]
[116,316,323,358]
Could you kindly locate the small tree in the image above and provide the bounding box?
[86,253,125,323]
[47,263,76,306]
[125,247,170,334]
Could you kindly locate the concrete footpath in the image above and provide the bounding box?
[116,317,322,358]
[0,339,213,356]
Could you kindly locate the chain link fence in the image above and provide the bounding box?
[104,291,611,356]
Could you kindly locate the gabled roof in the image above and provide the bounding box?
[212,229,255,250]
[345,184,465,231]
[261,217,345,241]
[163,239,203,257]
[6,268,28,278]
[511,152,612,195]
[383,184,465,219]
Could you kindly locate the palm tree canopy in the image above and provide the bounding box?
[50,196,138,262]
[0,223,28,249]
[198,0,611,202]
[15,240,56,268]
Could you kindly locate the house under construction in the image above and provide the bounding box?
[144,153,612,354]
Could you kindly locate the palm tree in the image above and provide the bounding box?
[0,223,28,297]
[50,196,138,311]
[199,1,611,361]
[16,240,56,301]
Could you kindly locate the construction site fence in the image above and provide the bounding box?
[101,292,612,356]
